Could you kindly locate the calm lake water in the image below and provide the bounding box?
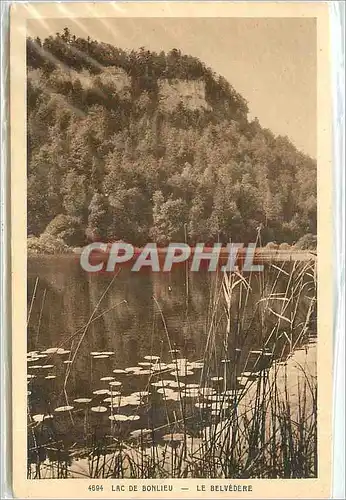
[27,255,316,471]
[27,255,314,365]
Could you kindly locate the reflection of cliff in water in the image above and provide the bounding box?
[27,256,315,384]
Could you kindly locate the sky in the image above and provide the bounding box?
[28,17,316,157]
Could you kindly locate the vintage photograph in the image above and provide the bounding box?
[25,13,320,483]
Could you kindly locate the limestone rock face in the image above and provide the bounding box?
[158,78,211,112]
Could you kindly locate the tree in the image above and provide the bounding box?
[62,171,88,219]
[86,193,109,241]
[150,191,188,245]
[294,233,317,250]
[44,214,85,246]
[28,144,64,234]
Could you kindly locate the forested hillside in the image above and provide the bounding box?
[27,28,316,249]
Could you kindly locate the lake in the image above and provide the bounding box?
[27,255,317,478]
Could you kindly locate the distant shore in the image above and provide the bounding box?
[28,244,317,262]
[255,248,317,261]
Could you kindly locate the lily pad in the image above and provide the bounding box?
[74,398,92,404]
[54,405,74,413]
[93,389,110,396]
[109,414,129,421]
[90,406,108,413]
[109,381,122,387]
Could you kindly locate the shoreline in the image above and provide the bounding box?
[28,247,317,262]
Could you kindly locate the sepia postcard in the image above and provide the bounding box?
[10,2,333,498]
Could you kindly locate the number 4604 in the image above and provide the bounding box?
[88,485,104,492]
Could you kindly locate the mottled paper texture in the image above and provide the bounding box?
[11,2,333,498]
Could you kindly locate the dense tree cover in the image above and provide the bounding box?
[27,29,316,248]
